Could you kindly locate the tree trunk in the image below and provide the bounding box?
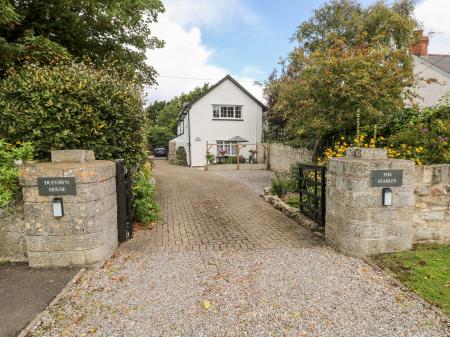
[311,136,323,163]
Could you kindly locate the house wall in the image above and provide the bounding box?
[413,56,450,107]
[171,113,190,165]
[189,79,263,166]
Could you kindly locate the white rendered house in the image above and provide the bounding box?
[171,75,266,167]
[411,32,450,107]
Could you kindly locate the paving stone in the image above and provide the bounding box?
[127,161,323,252]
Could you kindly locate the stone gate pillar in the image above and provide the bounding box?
[325,148,415,256]
[20,150,118,268]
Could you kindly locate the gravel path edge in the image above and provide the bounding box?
[362,256,450,327]
[18,268,86,337]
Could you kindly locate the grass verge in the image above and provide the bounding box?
[372,243,450,316]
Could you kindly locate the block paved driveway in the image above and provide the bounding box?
[128,160,323,252]
[28,160,449,337]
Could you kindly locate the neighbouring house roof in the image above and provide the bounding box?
[176,74,266,125]
[417,54,450,76]
[228,136,249,142]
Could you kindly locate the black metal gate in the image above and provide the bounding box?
[115,159,135,243]
[298,164,327,226]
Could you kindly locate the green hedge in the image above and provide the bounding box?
[0,140,33,209]
[133,162,159,225]
[0,62,147,167]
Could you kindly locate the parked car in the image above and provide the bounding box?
[153,147,167,157]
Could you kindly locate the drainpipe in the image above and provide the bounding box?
[187,110,192,167]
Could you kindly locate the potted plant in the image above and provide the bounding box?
[205,152,214,164]
[217,149,227,164]
[249,149,258,163]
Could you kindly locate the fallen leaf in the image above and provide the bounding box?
[294,311,302,319]
[202,300,212,310]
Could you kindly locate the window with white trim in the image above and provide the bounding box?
[212,105,243,120]
[217,140,237,155]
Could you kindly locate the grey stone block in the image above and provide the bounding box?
[51,150,95,163]
[346,147,387,160]
[420,210,445,221]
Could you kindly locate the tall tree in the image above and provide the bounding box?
[264,0,418,159]
[0,0,164,83]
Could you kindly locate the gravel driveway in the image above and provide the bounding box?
[26,162,450,336]
[29,248,448,336]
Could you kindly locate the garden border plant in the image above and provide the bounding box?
[0,140,33,210]
[133,161,160,226]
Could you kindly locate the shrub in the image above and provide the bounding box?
[133,162,160,226]
[147,125,175,149]
[0,140,33,209]
[284,194,300,208]
[321,103,450,165]
[0,62,147,167]
[387,103,450,164]
[271,172,296,197]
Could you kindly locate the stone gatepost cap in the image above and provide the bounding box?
[51,150,95,163]
[346,147,387,160]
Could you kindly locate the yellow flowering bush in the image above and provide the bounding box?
[321,134,426,165]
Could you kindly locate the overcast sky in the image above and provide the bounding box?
[145,0,450,103]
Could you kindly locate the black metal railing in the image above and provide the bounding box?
[115,159,135,243]
[298,163,326,226]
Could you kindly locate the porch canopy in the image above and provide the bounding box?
[228,136,249,142]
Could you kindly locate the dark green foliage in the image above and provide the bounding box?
[284,195,300,208]
[271,162,302,197]
[147,125,175,149]
[133,162,159,225]
[0,62,147,167]
[270,172,296,197]
[387,102,450,164]
[264,0,417,158]
[0,0,164,83]
[0,140,33,209]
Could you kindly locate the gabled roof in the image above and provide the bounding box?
[176,74,266,124]
[416,54,450,77]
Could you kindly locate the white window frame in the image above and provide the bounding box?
[217,140,237,155]
[212,105,243,120]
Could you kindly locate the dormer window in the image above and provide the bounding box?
[212,105,243,120]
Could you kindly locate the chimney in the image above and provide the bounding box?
[411,30,429,57]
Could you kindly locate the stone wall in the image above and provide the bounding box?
[326,148,415,256]
[0,150,119,267]
[268,143,313,172]
[19,150,118,268]
[168,141,177,164]
[0,206,27,261]
[413,165,450,243]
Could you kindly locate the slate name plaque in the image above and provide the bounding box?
[37,177,76,196]
[371,170,403,187]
